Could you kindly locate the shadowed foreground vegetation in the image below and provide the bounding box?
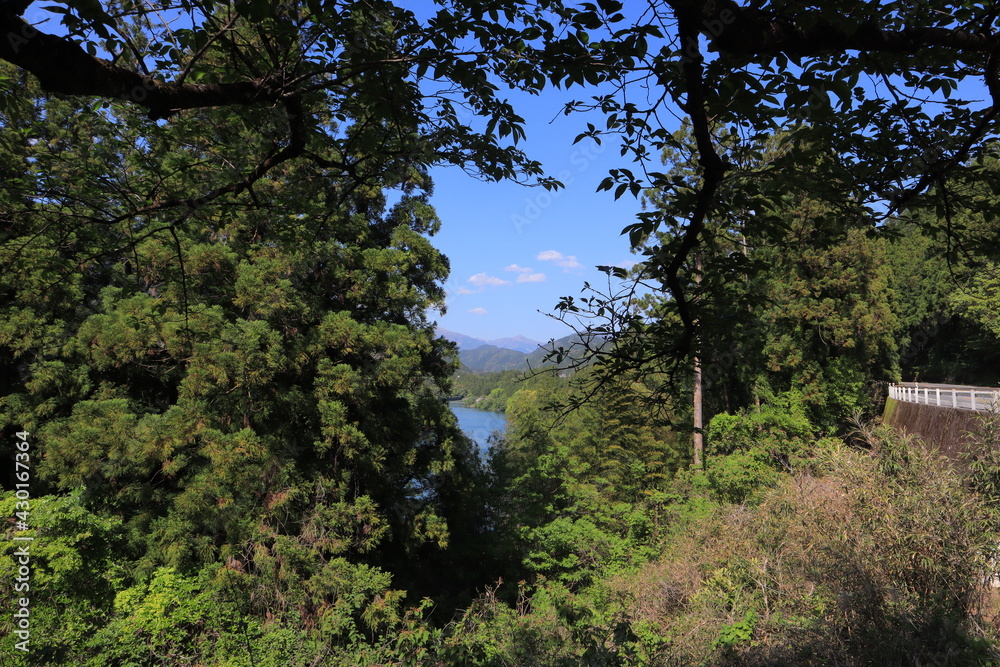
[5,393,1000,665]
[429,406,1000,667]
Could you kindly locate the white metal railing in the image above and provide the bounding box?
[888,383,1000,412]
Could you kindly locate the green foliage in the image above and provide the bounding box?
[707,391,815,458]
[704,392,816,504]
[752,215,900,428]
[884,216,1000,386]
[963,409,1000,531]
[0,492,124,664]
[566,127,907,450]
[92,567,232,666]
[713,610,758,652]
[441,419,1000,666]
[477,373,683,600]
[454,368,564,413]
[0,60,489,663]
[4,2,1000,663]
[829,427,997,655]
[83,564,436,666]
[953,266,1000,336]
[703,451,782,506]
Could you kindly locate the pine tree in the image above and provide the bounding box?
[0,64,482,637]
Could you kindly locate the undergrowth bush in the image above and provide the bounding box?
[6,422,999,665]
[610,425,1000,665]
[451,423,1000,666]
[704,391,828,504]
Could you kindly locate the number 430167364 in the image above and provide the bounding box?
[14,431,31,527]
[14,431,30,479]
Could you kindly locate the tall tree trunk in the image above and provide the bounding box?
[692,250,704,468]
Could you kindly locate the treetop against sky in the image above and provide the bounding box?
[1,0,998,340]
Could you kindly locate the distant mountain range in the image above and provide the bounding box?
[489,335,541,354]
[436,328,601,373]
[435,328,541,354]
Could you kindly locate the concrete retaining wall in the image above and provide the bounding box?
[882,397,987,459]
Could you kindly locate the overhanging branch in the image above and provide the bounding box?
[0,12,281,119]
[668,0,1000,57]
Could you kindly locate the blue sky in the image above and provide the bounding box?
[423,65,993,344]
[427,87,656,343]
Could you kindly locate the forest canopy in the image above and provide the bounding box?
[2,0,999,371]
[3,1,1000,664]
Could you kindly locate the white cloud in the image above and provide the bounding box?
[504,264,545,282]
[537,250,583,272]
[468,307,488,316]
[468,272,510,287]
[504,264,533,273]
[456,287,477,295]
[517,272,547,283]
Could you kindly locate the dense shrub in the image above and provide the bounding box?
[705,391,820,504]
[433,423,1000,666]
[611,428,1000,665]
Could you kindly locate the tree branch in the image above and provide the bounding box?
[670,1,1000,57]
[0,12,282,119]
[657,10,726,344]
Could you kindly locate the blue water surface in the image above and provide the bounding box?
[449,401,507,453]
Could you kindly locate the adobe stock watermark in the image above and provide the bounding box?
[914,134,965,172]
[898,317,941,371]
[674,9,737,75]
[511,139,606,234]
[5,15,159,109]
[797,84,835,120]
[702,337,743,389]
[506,10,738,235]
[6,21,39,55]
[10,429,33,654]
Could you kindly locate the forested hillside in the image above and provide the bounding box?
[456,345,531,373]
[451,334,586,373]
[2,0,1000,664]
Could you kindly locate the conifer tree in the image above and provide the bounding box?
[0,64,482,634]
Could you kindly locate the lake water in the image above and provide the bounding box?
[449,401,507,452]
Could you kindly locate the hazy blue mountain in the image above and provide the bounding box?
[455,334,598,373]
[488,335,540,353]
[524,332,607,369]
[436,328,489,350]
[436,328,539,354]
[438,328,600,373]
